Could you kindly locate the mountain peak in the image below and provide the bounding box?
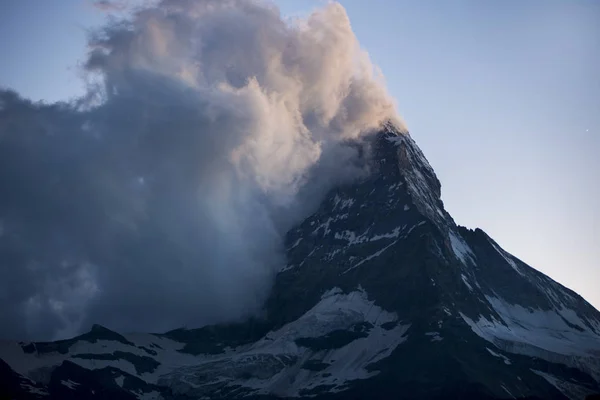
[2,127,599,399]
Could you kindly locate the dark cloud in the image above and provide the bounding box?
[0,0,401,340]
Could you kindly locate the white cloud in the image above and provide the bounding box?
[0,0,401,340]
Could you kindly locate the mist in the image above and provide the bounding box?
[0,0,401,340]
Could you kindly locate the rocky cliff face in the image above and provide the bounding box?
[2,126,600,400]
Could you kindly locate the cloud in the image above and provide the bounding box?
[0,0,401,340]
[93,0,126,11]
[91,0,135,12]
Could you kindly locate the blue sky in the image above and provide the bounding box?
[1,0,598,309]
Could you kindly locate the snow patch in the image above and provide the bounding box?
[388,182,403,192]
[25,386,49,396]
[369,226,403,241]
[331,195,355,211]
[156,288,410,397]
[486,348,511,365]
[500,384,516,399]
[20,382,49,396]
[425,332,443,342]
[335,223,419,249]
[264,288,400,344]
[460,295,600,381]
[461,274,473,291]
[340,198,355,210]
[332,194,342,209]
[61,379,80,389]
[299,248,317,267]
[281,246,320,272]
[531,369,594,400]
[312,217,334,236]
[135,390,163,400]
[461,298,600,357]
[320,287,343,299]
[324,248,342,261]
[385,135,404,146]
[403,221,426,238]
[489,239,525,276]
[289,238,302,250]
[70,355,140,378]
[449,231,475,265]
[335,229,369,245]
[280,263,294,272]
[342,240,397,275]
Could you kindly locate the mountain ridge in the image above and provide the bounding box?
[1,126,599,400]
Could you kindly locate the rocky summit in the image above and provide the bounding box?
[2,125,600,400]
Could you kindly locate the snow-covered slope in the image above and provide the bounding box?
[0,289,409,399]
[2,125,600,400]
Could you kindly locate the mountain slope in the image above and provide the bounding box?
[2,126,599,400]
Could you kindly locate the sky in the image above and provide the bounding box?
[0,0,598,320]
